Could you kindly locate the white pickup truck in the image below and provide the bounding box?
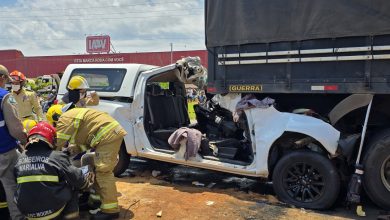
[57,58,384,210]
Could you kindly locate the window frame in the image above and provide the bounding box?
[68,68,127,92]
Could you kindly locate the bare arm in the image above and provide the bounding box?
[86,91,99,106]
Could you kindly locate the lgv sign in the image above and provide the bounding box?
[86,35,110,53]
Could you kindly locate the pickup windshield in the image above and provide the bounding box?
[69,68,126,92]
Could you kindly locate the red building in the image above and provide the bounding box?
[0,49,208,78]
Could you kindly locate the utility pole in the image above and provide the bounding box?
[170,43,173,63]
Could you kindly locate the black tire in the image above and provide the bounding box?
[272,151,340,210]
[113,142,131,177]
[363,129,390,210]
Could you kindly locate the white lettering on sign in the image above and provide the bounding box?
[86,35,111,53]
[73,57,124,63]
[89,39,107,50]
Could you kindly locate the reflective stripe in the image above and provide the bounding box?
[0,202,7,208]
[57,132,71,140]
[63,211,79,219]
[27,205,65,220]
[100,202,118,210]
[17,175,59,184]
[90,121,119,147]
[70,109,89,144]
[69,133,77,145]
[73,109,88,129]
[89,194,101,201]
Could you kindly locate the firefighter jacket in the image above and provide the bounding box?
[12,88,44,121]
[56,108,127,151]
[14,141,87,219]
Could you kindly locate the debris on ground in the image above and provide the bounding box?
[207,182,216,189]
[356,205,366,217]
[109,158,381,220]
[89,208,100,215]
[156,210,163,217]
[206,201,215,206]
[152,170,162,177]
[192,181,205,187]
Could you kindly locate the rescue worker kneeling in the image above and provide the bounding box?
[14,122,94,220]
[50,104,127,219]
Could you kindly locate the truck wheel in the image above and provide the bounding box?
[363,130,390,210]
[272,151,340,210]
[113,142,130,177]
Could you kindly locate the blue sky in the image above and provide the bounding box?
[0,0,205,56]
[0,0,16,6]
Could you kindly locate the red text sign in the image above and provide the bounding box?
[86,35,110,53]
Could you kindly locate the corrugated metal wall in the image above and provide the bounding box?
[0,50,208,78]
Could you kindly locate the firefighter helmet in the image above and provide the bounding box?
[27,121,56,147]
[22,119,37,133]
[67,76,89,90]
[9,70,26,82]
[46,104,63,124]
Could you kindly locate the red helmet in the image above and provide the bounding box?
[28,122,56,147]
[10,70,26,82]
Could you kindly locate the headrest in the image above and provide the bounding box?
[149,84,162,96]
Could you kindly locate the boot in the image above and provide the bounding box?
[90,211,119,220]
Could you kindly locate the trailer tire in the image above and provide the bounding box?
[272,151,340,210]
[363,130,390,210]
[113,142,131,177]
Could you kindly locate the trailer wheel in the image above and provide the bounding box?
[113,142,131,177]
[363,130,390,210]
[272,151,340,209]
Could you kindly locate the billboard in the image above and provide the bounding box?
[86,35,110,53]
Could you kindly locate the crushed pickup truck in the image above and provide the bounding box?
[56,57,388,210]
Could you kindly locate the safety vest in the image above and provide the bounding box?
[0,88,17,153]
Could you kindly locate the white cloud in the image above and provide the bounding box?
[0,0,205,56]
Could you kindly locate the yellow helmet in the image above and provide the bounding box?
[67,76,90,90]
[22,119,37,133]
[46,104,63,125]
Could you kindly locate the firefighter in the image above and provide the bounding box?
[14,121,94,220]
[0,64,26,220]
[10,70,45,121]
[61,75,99,107]
[49,104,127,219]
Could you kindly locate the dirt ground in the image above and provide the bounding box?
[116,177,346,220]
[83,158,384,220]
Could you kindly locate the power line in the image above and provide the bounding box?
[0,1,201,13]
[0,36,205,41]
[0,8,204,19]
[0,12,203,22]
